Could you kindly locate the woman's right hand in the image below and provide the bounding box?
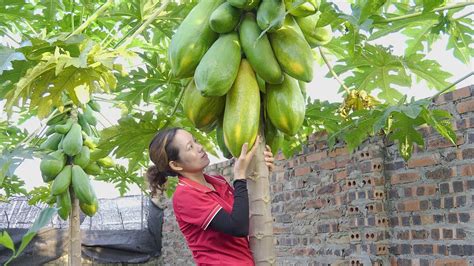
[233,136,260,180]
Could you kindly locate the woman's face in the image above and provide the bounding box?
[169,129,210,173]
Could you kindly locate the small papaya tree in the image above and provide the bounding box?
[0,0,473,265]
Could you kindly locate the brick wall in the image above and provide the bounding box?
[161,86,474,266]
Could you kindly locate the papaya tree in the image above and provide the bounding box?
[0,0,473,265]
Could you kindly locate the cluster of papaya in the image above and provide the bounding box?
[169,0,332,157]
[39,100,114,220]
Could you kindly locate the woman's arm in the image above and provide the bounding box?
[208,180,249,237]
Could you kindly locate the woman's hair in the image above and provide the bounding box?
[147,127,181,196]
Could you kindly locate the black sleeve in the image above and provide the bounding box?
[208,180,249,237]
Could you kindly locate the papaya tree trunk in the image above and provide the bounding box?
[68,188,81,265]
[246,134,276,265]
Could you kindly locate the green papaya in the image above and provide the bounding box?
[55,118,74,134]
[51,165,72,196]
[256,74,266,93]
[84,162,102,176]
[264,116,283,155]
[63,123,83,156]
[40,133,63,150]
[73,146,90,168]
[97,156,114,168]
[296,13,332,47]
[87,100,101,112]
[269,16,313,82]
[284,0,319,17]
[57,190,71,220]
[223,59,260,157]
[256,0,285,32]
[194,32,242,97]
[46,112,67,126]
[168,0,224,78]
[72,165,95,205]
[216,118,232,159]
[240,13,283,84]
[40,150,66,182]
[266,74,305,135]
[78,113,92,136]
[45,126,56,136]
[298,80,307,100]
[209,2,242,33]
[182,79,225,130]
[83,104,97,126]
[227,0,260,10]
[80,197,98,217]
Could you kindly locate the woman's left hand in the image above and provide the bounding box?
[264,145,275,172]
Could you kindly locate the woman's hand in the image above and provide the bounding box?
[233,136,261,180]
[264,145,275,172]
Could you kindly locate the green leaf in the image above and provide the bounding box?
[16,207,56,257]
[404,54,452,90]
[402,18,439,55]
[422,0,445,13]
[388,112,425,160]
[27,186,53,206]
[421,107,456,145]
[95,165,144,196]
[0,46,25,75]
[446,12,473,64]
[358,0,387,23]
[0,231,15,253]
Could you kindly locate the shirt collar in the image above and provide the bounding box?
[178,174,226,193]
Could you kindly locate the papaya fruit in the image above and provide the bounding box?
[63,123,83,156]
[57,190,72,220]
[298,80,307,100]
[194,32,242,97]
[227,0,260,10]
[209,2,241,33]
[51,165,72,196]
[87,100,101,112]
[45,126,56,136]
[168,0,224,78]
[84,162,102,176]
[264,116,283,155]
[46,112,67,126]
[78,113,92,136]
[40,150,66,182]
[71,165,95,205]
[73,146,90,168]
[296,13,332,47]
[266,74,305,135]
[55,118,74,134]
[269,16,313,82]
[284,0,319,17]
[182,79,225,130]
[256,0,285,32]
[80,197,98,217]
[216,118,232,159]
[97,156,114,168]
[83,104,97,126]
[40,133,63,150]
[223,59,260,157]
[240,13,283,84]
[256,74,266,93]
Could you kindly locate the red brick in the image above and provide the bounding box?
[335,170,347,181]
[305,199,325,209]
[434,259,468,266]
[428,135,464,150]
[295,166,311,176]
[329,147,349,157]
[460,164,474,176]
[320,160,336,170]
[421,215,433,225]
[391,172,420,184]
[425,167,456,180]
[407,154,439,168]
[306,151,327,162]
[336,157,351,168]
[404,200,420,211]
[453,86,471,100]
[457,99,474,114]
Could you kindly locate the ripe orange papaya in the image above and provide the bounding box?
[266,74,305,135]
[168,0,224,78]
[183,79,225,130]
[240,13,283,84]
[269,16,314,82]
[194,32,241,97]
[223,59,260,157]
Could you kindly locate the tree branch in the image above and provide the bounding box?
[318,47,351,94]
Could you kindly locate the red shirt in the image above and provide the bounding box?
[172,174,254,265]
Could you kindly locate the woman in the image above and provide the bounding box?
[147,128,274,265]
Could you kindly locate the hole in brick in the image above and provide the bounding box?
[360,152,364,157]
[378,165,381,169]
[370,205,374,210]
[368,179,372,184]
[355,207,359,211]
[366,233,369,238]
[351,261,355,265]
[347,181,352,187]
[327,199,331,203]
[362,180,366,185]
[365,152,369,156]
[356,233,360,238]
[350,207,354,212]
[351,234,355,239]
[352,181,356,186]
[371,233,375,238]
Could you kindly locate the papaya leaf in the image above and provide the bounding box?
[422,0,445,13]
[0,231,15,253]
[446,11,473,64]
[404,54,452,90]
[369,13,437,40]
[27,186,53,206]
[0,46,25,75]
[1,175,27,199]
[95,165,144,196]
[421,107,456,145]
[388,112,426,161]
[402,18,440,55]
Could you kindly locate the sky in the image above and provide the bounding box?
[1,2,473,199]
